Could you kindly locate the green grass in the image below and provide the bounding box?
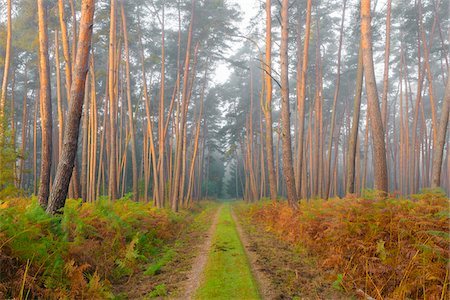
[195,203,260,300]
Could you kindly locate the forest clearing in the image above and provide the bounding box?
[0,0,449,299]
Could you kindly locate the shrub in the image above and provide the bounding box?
[243,193,449,299]
[0,196,189,298]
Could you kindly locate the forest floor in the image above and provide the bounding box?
[1,194,448,299]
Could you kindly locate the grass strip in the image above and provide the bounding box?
[195,203,260,300]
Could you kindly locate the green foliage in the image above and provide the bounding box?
[0,117,20,199]
[0,196,189,298]
[332,274,344,291]
[144,248,176,276]
[145,284,167,298]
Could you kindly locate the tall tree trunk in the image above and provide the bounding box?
[58,0,80,199]
[296,0,312,199]
[280,0,298,208]
[88,57,97,202]
[263,0,277,202]
[120,1,139,201]
[381,0,391,128]
[108,0,117,200]
[361,0,388,195]
[81,73,90,201]
[55,30,64,162]
[346,45,364,195]
[325,0,346,199]
[33,93,38,195]
[171,0,195,211]
[431,70,450,188]
[158,1,166,208]
[0,0,12,134]
[19,68,28,188]
[37,0,53,208]
[47,0,95,214]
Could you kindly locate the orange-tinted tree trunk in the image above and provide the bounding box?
[280,0,298,208]
[37,0,53,208]
[47,0,95,214]
[361,0,388,195]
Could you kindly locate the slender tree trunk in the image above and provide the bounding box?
[0,0,12,135]
[431,71,450,188]
[47,0,95,214]
[381,0,391,128]
[158,2,166,208]
[346,45,363,195]
[19,68,28,188]
[296,0,312,199]
[89,57,97,202]
[33,93,38,195]
[263,0,277,202]
[37,0,53,208]
[171,0,195,211]
[108,0,117,200]
[120,1,139,201]
[280,0,298,208]
[361,0,388,195]
[55,30,64,162]
[325,0,346,199]
[81,73,90,201]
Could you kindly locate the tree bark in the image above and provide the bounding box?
[171,0,195,211]
[120,1,139,201]
[346,45,364,195]
[431,70,450,188]
[296,0,312,199]
[381,0,391,128]
[37,0,53,208]
[0,0,12,134]
[361,0,388,195]
[325,0,346,199]
[108,0,117,200]
[263,0,277,202]
[280,0,298,208]
[47,0,95,214]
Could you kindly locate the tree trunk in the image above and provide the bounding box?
[108,0,117,200]
[47,0,95,214]
[19,68,28,188]
[37,0,53,208]
[295,0,312,199]
[81,73,90,201]
[280,0,298,208]
[346,45,363,195]
[120,1,139,201]
[325,0,346,199]
[0,0,12,135]
[171,0,195,211]
[431,71,450,188]
[263,0,277,202]
[381,0,391,128]
[361,0,388,195]
[158,2,166,208]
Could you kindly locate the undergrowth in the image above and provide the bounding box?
[0,196,200,299]
[242,190,449,299]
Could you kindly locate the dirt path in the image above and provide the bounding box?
[177,205,222,299]
[231,207,277,300]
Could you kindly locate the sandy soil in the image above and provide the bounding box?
[175,205,222,299]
